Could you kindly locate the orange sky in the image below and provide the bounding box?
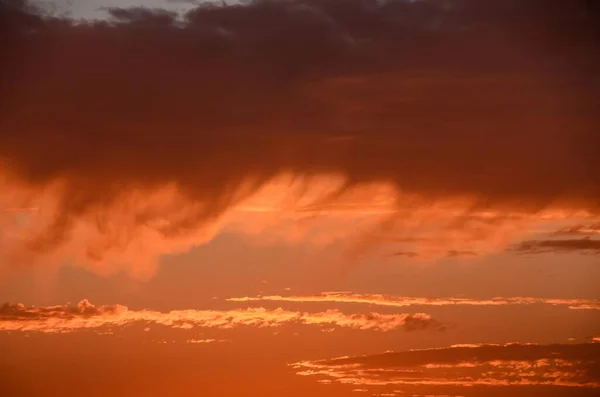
[1,1,599,396]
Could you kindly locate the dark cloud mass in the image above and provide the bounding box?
[512,237,600,255]
[1,0,599,259]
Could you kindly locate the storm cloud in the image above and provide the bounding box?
[1,0,599,273]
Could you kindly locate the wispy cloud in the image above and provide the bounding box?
[0,300,441,334]
[228,292,600,310]
[292,343,600,388]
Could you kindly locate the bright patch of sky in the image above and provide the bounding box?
[38,0,241,20]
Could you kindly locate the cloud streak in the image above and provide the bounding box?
[0,299,441,333]
[228,292,600,310]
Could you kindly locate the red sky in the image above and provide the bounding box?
[1,1,599,396]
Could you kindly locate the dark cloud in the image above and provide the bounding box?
[320,343,600,367]
[1,0,599,260]
[511,237,600,255]
[293,342,600,388]
[446,249,477,257]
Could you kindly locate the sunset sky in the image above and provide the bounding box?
[1,1,599,396]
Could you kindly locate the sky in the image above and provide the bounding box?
[1,0,599,396]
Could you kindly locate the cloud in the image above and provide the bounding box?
[550,223,600,236]
[511,237,600,255]
[291,343,600,388]
[445,250,477,258]
[386,251,420,258]
[0,298,126,318]
[1,0,599,275]
[386,248,480,259]
[186,338,226,343]
[0,299,441,333]
[228,292,600,310]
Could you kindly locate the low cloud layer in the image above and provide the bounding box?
[0,299,441,333]
[292,343,600,388]
[228,292,600,310]
[1,0,599,275]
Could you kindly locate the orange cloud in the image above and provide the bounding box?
[1,1,599,277]
[0,299,441,333]
[186,339,226,344]
[228,292,600,311]
[292,343,600,388]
